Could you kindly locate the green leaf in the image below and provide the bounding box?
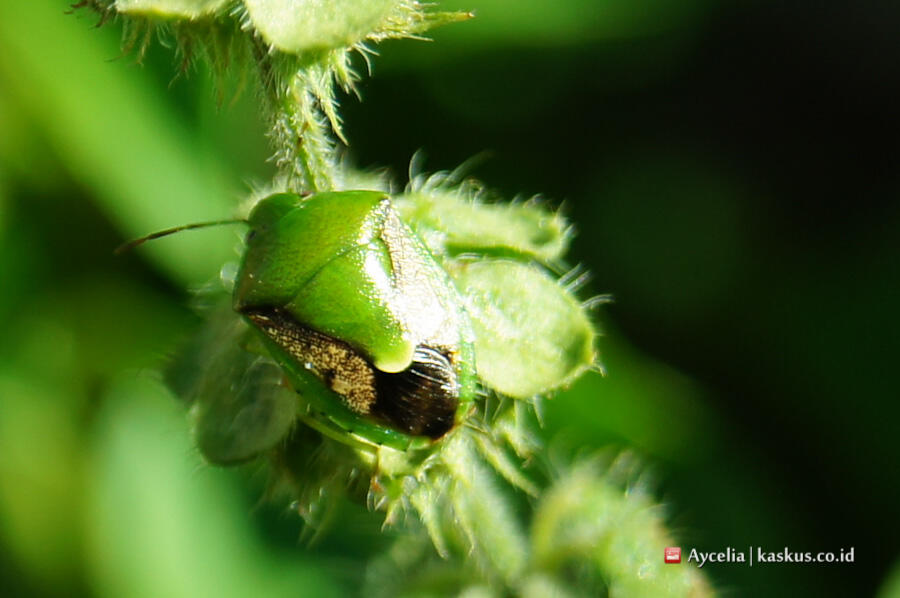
[115,0,230,18]
[397,191,570,263]
[443,434,528,584]
[0,372,83,591]
[448,260,595,398]
[170,308,299,464]
[531,462,713,598]
[88,375,342,598]
[244,0,401,52]
[244,0,470,53]
[0,0,239,288]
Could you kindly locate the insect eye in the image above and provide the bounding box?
[246,229,258,243]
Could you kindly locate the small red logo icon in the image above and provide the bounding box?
[665,547,682,564]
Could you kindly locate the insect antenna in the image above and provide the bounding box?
[114,219,247,255]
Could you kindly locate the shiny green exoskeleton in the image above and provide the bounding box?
[233,191,476,448]
[124,186,592,459]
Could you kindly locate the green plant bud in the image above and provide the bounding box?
[396,191,570,263]
[167,306,299,464]
[447,260,595,398]
[243,0,401,52]
[115,0,229,18]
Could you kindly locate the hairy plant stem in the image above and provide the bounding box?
[251,37,340,192]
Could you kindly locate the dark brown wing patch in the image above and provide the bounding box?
[242,307,459,439]
[373,346,459,439]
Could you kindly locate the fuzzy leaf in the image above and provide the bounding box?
[169,309,299,464]
[115,0,229,18]
[192,354,298,465]
[397,191,570,263]
[531,463,713,598]
[444,434,528,583]
[448,260,595,398]
[244,0,401,52]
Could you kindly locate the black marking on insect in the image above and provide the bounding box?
[242,306,459,439]
[373,346,458,439]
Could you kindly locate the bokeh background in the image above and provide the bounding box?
[1,1,899,596]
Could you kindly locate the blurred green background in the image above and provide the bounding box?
[1,0,899,596]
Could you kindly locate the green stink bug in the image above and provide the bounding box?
[122,190,477,452]
[233,190,476,448]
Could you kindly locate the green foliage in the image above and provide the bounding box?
[396,190,570,263]
[115,0,230,18]
[91,376,344,598]
[244,0,470,52]
[173,308,299,464]
[447,259,595,398]
[59,1,715,596]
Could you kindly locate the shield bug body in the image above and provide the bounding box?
[234,191,475,446]
[233,191,476,448]
[123,190,477,451]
